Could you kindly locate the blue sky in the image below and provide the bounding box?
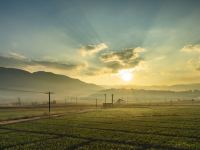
[0,0,200,85]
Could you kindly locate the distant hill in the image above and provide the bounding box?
[0,67,102,103]
[104,83,200,91]
[130,84,200,91]
[87,88,200,103]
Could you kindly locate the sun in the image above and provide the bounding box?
[119,69,133,82]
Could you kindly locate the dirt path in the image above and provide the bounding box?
[0,109,97,125]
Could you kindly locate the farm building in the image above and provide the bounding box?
[115,99,126,104]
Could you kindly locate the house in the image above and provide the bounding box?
[115,99,126,104]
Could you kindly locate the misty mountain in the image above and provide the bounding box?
[0,67,102,102]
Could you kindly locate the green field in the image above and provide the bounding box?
[0,105,94,121]
[0,104,200,150]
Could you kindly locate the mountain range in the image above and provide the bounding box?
[0,67,102,102]
[1,67,200,104]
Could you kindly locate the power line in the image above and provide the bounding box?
[0,87,54,119]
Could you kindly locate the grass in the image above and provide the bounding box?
[0,102,200,149]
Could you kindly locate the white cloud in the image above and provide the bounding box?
[80,43,108,56]
[133,47,145,53]
[181,44,200,53]
[187,57,200,71]
[9,52,27,60]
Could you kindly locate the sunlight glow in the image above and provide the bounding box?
[119,69,133,82]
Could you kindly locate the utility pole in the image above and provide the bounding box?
[18,97,21,106]
[111,94,114,104]
[48,92,51,117]
[45,91,54,118]
[96,98,97,108]
[104,94,107,103]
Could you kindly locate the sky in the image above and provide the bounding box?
[0,0,200,86]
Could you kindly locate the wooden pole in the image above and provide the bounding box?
[48,92,51,118]
[96,98,97,108]
[112,94,114,104]
[45,91,54,119]
[104,94,107,103]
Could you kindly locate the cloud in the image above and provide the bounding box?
[32,60,79,70]
[0,54,82,72]
[80,43,108,56]
[181,44,200,53]
[81,67,112,76]
[100,47,145,72]
[0,46,145,77]
[186,57,200,71]
[9,52,27,60]
[181,44,200,71]
[78,44,145,75]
